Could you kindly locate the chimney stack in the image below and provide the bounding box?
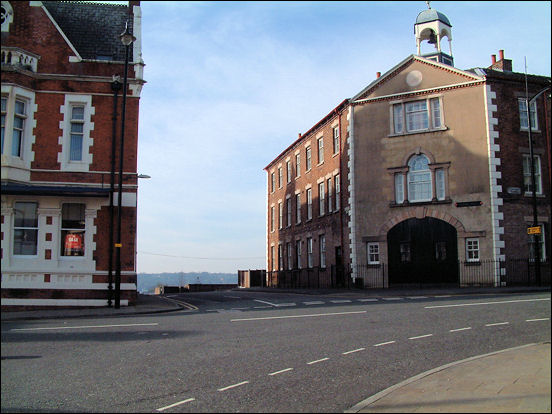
[488,49,512,72]
[491,54,496,64]
[376,72,381,78]
[499,49,504,61]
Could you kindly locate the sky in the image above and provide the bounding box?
[135,1,551,274]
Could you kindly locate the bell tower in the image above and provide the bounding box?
[414,1,454,66]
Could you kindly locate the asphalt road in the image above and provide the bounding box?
[1,291,550,413]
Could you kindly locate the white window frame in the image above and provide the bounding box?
[319,235,326,268]
[286,197,292,227]
[306,187,312,220]
[328,177,333,213]
[394,173,405,204]
[391,96,444,135]
[278,201,283,230]
[518,98,538,131]
[319,181,325,216]
[407,154,433,202]
[367,242,380,265]
[270,172,275,193]
[307,237,313,268]
[13,201,39,257]
[522,154,542,195]
[271,245,275,271]
[278,243,283,270]
[296,239,302,269]
[335,174,340,211]
[270,206,274,232]
[60,203,86,257]
[306,146,312,171]
[278,166,283,189]
[296,153,301,177]
[286,160,291,183]
[287,242,293,270]
[317,137,324,164]
[295,193,301,224]
[59,94,94,172]
[333,126,340,154]
[466,238,480,262]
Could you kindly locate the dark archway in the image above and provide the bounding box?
[388,217,458,285]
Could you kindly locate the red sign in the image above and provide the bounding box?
[65,233,83,251]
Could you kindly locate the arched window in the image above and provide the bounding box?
[407,154,432,201]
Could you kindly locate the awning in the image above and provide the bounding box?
[1,183,111,198]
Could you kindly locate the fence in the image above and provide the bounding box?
[265,259,550,290]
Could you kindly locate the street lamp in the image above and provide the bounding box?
[115,21,136,309]
[525,84,550,287]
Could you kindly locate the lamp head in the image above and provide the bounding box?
[120,21,136,46]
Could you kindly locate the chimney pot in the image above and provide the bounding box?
[499,49,504,60]
[491,54,496,64]
[376,72,381,78]
[298,133,302,139]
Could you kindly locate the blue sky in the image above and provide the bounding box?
[135,1,551,274]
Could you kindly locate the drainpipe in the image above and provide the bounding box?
[108,77,122,307]
[337,108,344,281]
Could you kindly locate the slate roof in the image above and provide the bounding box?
[42,1,133,61]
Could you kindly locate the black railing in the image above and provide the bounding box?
[265,259,550,290]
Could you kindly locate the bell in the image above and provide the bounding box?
[428,32,437,44]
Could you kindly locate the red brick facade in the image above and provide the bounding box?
[1,1,144,308]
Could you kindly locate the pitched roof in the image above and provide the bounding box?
[42,1,133,61]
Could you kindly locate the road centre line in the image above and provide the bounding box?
[407,296,428,299]
[408,334,433,340]
[307,357,330,365]
[10,323,158,332]
[268,368,293,376]
[485,322,509,327]
[450,327,472,332]
[343,348,365,355]
[526,318,549,322]
[304,301,325,305]
[373,341,395,347]
[425,297,550,309]
[156,398,195,412]
[382,297,402,301]
[276,303,296,307]
[230,310,366,322]
[254,299,278,306]
[331,299,352,303]
[217,381,249,392]
[358,298,378,302]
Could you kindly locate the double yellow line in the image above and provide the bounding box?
[164,296,198,310]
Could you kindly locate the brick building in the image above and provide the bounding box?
[1,1,145,308]
[265,4,550,288]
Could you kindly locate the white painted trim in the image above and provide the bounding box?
[1,298,129,307]
[483,84,504,286]
[347,106,357,280]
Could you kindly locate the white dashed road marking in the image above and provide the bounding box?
[526,318,549,322]
[358,298,378,302]
[373,341,395,347]
[342,348,365,355]
[268,368,293,376]
[217,381,249,392]
[408,334,433,340]
[156,398,195,412]
[425,297,550,309]
[307,357,329,365]
[230,310,367,322]
[450,327,472,332]
[485,322,510,327]
[304,301,325,305]
[331,299,352,303]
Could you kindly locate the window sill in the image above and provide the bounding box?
[520,128,541,133]
[387,126,448,138]
[317,162,324,167]
[390,199,452,208]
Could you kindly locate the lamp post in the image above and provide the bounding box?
[115,21,136,309]
[524,84,550,287]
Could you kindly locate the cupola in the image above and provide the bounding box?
[414,1,454,66]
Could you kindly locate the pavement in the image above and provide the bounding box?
[2,287,551,413]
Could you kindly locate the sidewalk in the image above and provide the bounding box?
[346,342,551,413]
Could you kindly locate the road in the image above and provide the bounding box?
[1,290,550,412]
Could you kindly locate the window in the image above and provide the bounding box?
[400,243,411,262]
[319,182,325,216]
[271,245,275,271]
[392,97,443,134]
[287,242,293,270]
[528,225,546,262]
[367,243,379,264]
[519,99,538,130]
[306,146,311,171]
[286,197,292,227]
[270,206,274,232]
[296,240,302,269]
[407,155,432,202]
[395,173,405,204]
[333,126,340,154]
[1,96,6,153]
[278,244,283,270]
[335,174,340,210]
[13,202,38,255]
[270,172,275,193]
[466,238,479,262]
[307,237,313,268]
[320,235,326,268]
[306,188,312,220]
[435,169,445,201]
[296,153,301,177]
[328,178,333,213]
[69,105,84,161]
[317,137,324,164]
[61,203,85,257]
[278,167,283,188]
[11,99,26,157]
[278,202,283,230]
[295,193,301,224]
[286,161,291,183]
[523,154,542,195]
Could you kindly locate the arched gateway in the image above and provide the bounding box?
[387,217,458,285]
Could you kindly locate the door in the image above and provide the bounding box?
[388,217,458,285]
